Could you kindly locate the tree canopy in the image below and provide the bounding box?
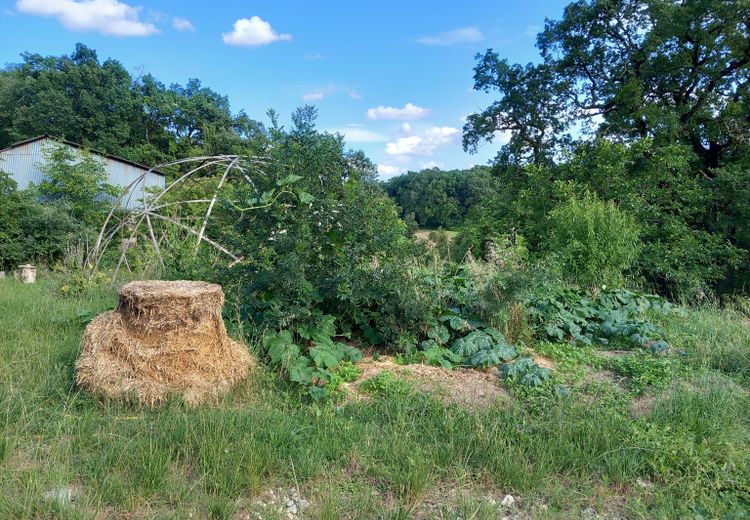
[461,0,750,297]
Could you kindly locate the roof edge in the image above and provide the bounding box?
[0,135,166,177]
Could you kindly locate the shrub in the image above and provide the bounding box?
[547,191,641,288]
[0,174,81,271]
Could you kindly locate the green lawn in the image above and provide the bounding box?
[1,278,749,519]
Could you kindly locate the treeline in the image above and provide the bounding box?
[383,166,497,228]
[0,43,266,164]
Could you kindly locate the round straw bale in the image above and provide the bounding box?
[75,280,254,406]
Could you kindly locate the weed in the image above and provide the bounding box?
[360,372,412,398]
[605,352,676,394]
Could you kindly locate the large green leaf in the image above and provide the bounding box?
[427,323,451,345]
[266,330,300,367]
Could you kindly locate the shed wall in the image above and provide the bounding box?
[0,138,165,208]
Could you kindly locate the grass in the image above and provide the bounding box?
[1,277,749,518]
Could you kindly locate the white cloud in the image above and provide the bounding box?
[304,53,326,61]
[421,161,443,170]
[524,25,540,38]
[172,16,194,32]
[386,126,459,156]
[330,126,387,143]
[377,164,402,179]
[16,0,158,36]
[367,103,430,121]
[222,16,291,47]
[417,26,483,46]
[303,91,325,101]
[303,84,361,102]
[493,129,512,145]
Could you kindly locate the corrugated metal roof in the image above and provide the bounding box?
[0,135,166,177]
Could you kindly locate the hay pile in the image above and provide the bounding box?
[75,280,253,406]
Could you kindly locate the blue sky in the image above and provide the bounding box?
[0,0,571,179]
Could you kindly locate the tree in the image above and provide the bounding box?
[466,0,750,173]
[463,0,750,296]
[37,144,118,225]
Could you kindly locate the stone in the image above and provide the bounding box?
[43,486,76,504]
[501,494,515,507]
[18,264,37,284]
[583,507,598,518]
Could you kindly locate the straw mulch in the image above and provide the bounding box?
[75,280,254,406]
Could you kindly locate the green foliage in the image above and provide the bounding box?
[527,287,672,350]
[547,191,641,288]
[605,352,677,394]
[461,2,750,298]
[500,357,552,387]
[0,44,247,160]
[420,344,462,369]
[384,166,498,228]
[360,371,411,398]
[450,328,518,368]
[37,144,118,225]
[333,361,361,383]
[262,314,363,400]
[0,174,81,271]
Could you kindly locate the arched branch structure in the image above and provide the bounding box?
[89,154,275,280]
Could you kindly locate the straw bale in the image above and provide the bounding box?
[75,280,253,406]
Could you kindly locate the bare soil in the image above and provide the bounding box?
[348,356,511,408]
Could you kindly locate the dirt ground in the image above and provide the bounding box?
[347,356,511,408]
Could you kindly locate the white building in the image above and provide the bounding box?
[0,135,165,208]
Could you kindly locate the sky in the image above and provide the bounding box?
[0,0,571,179]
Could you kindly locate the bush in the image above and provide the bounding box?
[0,173,82,270]
[547,191,641,288]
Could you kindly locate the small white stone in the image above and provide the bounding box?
[43,486,76,504]
[298,499,310,510]
[500,494,515,507]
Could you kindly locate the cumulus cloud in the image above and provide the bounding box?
[377,164,402,179]
[421,161,443,170]
[172,16,194,32]
[367,103,430,121]
[16,0,158,36]
[417,26,483,46]
[493,129,513,145]
[222,16,291,47]
[330,126,387,143]
[386,126,460,156]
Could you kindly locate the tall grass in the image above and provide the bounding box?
[0,278,748,518]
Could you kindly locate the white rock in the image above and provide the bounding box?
[298,498,311,510]
[43,486,76,504]
[500,494,515,507]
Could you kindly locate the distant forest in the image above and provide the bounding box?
[383,167,497,229]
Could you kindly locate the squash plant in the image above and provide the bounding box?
[263,313,362,400]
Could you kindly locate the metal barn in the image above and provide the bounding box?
[0,136,165,208]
